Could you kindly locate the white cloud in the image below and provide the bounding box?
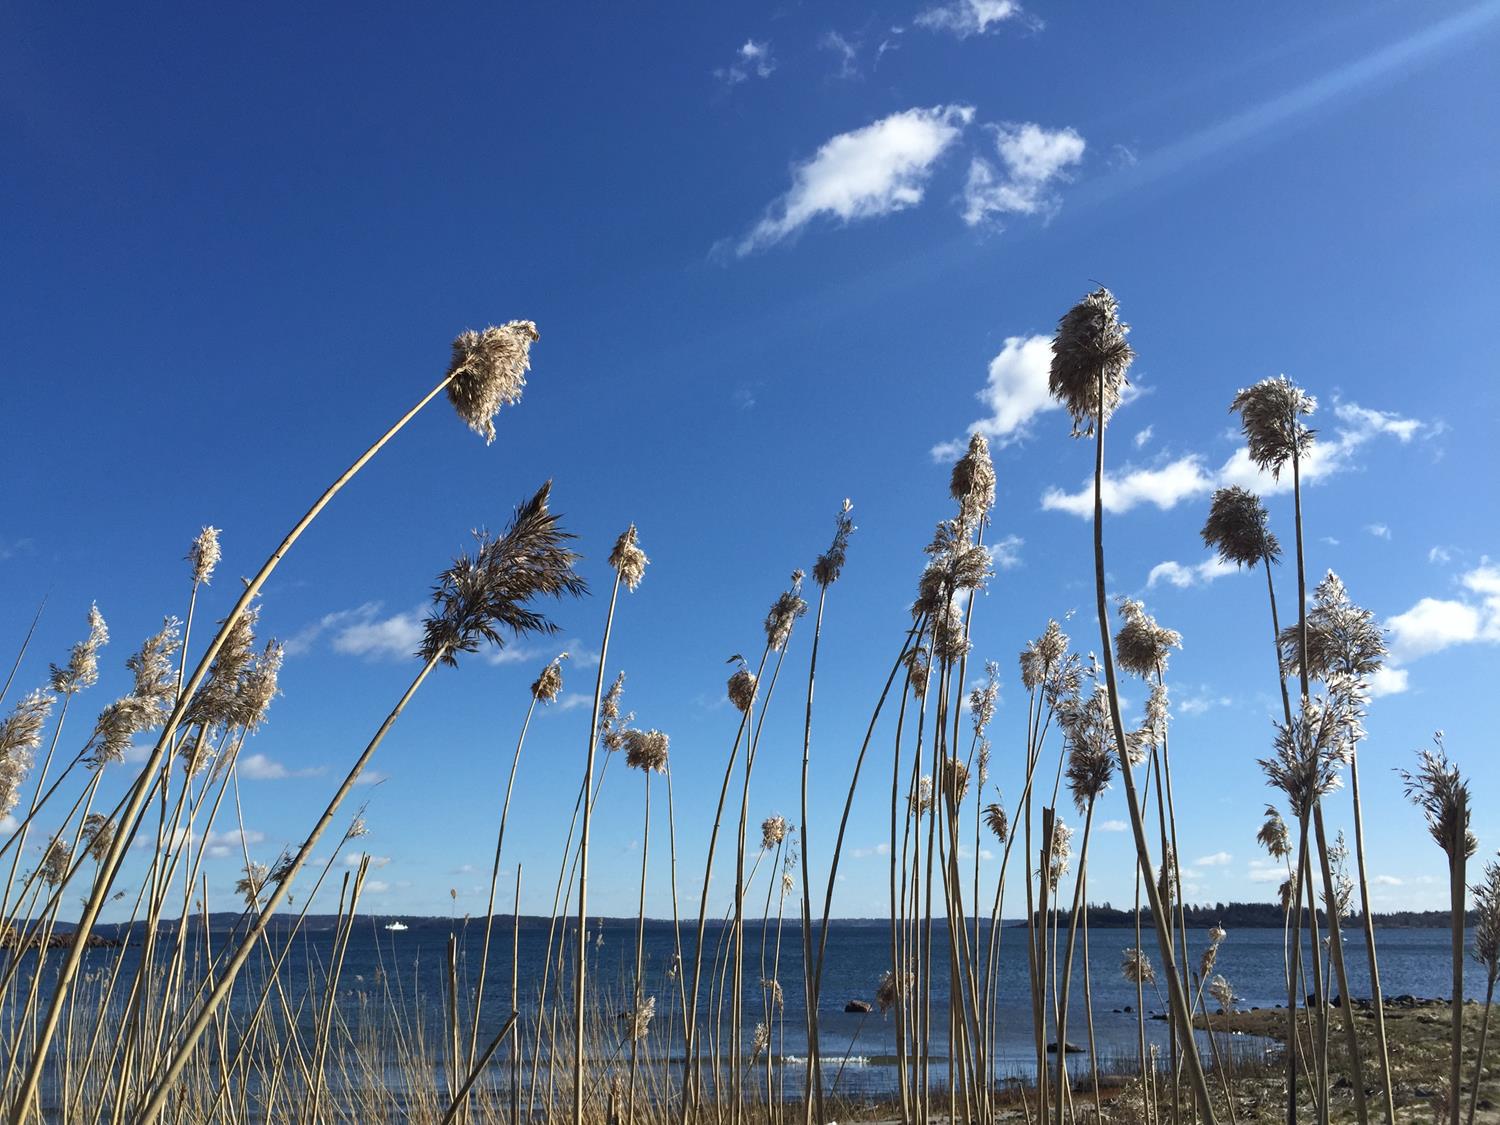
[332,608,424,661]
[915,0,1025,38]
[1429,546,1453,565]
[1147,555,1237,590]
[1043,455,1215,517]
[1194,851,1233,867]
[851,842,892,859]
[931,335,1056,458]
[1367,666,1409,698]
[1386,597,1483,661]
[363,880,391,894]
[820,31,859,79]
[1372,875,1403,887]
[240,753,323,781]
[1134,426,1154,449]
[988,534,1024,570]
[1043,400,1435,519]
[353,770,388,787]
[1216,401,1435,497]
[1247,862,1284,884]
[1178,692,1233,716]
[716,39,775,85]
[1098,819,1128,833]
[1366,523,1391,540]
[736,105,973,255]
[0,815,15,834]
[962,123,1085,227]
[344,852,391,869]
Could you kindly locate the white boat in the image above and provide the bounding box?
[383,921,408,932]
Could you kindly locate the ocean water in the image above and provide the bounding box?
[8,918,1471,1103]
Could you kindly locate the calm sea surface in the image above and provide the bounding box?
[11,919,1470,1101]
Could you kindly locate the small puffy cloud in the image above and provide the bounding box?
[1134,426,1154,449]
[1147,555,1236,590]
[1367,666,1409,698]
[915,0,1026,38]
[1247,862,1283,884]
[1387,597,1483,661]
[931,335,1056,457]
[1429,546,1453,565]
[333,608,424,661]
[716,39,775,85]
[736,105,973,255]
[988,534,1024,570]
[852,842,892,859]
[353,770,388,787]
[1366,524,1391,540]
[240,753,323,781]
[1194,851,1233,867]
[1098,819,1128,833]
[962,123,1085,227]
[1372,875,1403,886]
[1178,692,1233,716]
[1043,455,1215,517]
[344,852,391,869]
[363,880,391,894]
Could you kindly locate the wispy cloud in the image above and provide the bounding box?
[962,122,1085,227]
[240,753,324,781]
[988,534,1024,570]
[1043,400,1435,518]
[1098,819,1127,833]
[715,39,775,86]
[820,31,860,79]
[915,0,1029,38]
[1194,851,1233,867]
[734,105,973,256]
[344,851,391,869]
[287,602,422,661]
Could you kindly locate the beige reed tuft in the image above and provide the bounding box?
[445,320,539,444]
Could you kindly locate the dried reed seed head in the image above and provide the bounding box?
[0,689,55,819]
[761,814,787,850]
[236,862,270,909]
[1121,946,1156,985]
[931,601,972,666]
[1198,941,1219,980]
[50,603,109,695]
[1400,734,1476,859]
[763,576,808,652]
[622,728,669,773]
[1209,975,1235,1012]
[1279,570,1388,690]
[1049,288,1134,437]
[629,995,656,1041]
[348,815,370,839]
[1114,598,1182,679]
[129,618,183,722]
[950,433,997,530]
[609,524,649,592]
[910,775,934,817]
[38,835,72,886]
[1261,695,1348,817]
[179,730,216,778]
[969,661,1000,738]
[188,526,222,585]
[762,976,784,1009]
[445,320,538,445]
[1201,487,1281,569]
[1278,877,1296,912]
[1257,805,1291,861]
[977,739,991,788]
[80,813,115,863]
[812,499,856,588]
[1472,859,1500,977]
[983,801,1009,843]
[531,654,568,703]
[186,606,261,729]
[420,482,587,667]
[940,757,970,805]
[1048,820,1074,890]
[876,967,913,1014]
[727,665,758,714]
[600,671,626,729]
[752,1021,771,1058]
[1020,620,1070,692]
[1208,923,1227,945]
[1156,843,1176,909]
[904,646,931,699]
[1229,375,1317,477]
[229,640,284,731]
[781,871,795,896]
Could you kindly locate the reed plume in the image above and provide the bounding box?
[1201,486,1281,568]
[950,433,997,531]
[1230,375,1317,477]
[445,320,539,444]
[48,604,108,696]
[0,690,53,820]
[1049,287,1133,436]
[187,525,222,585]
[1402,735,1475,1125]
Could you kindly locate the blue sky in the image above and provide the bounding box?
[2,1,1497,920]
